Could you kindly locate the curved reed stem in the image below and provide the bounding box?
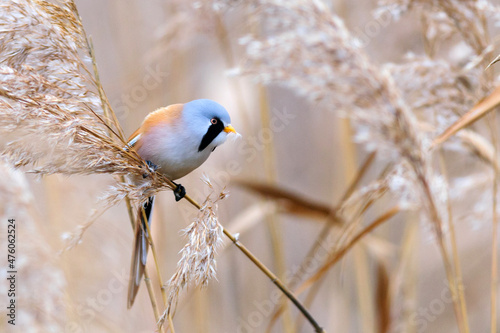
[183,192,325,333]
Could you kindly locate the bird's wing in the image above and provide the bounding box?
[126,128,142,150]
[127,196,155,308]
[125,104,184,151]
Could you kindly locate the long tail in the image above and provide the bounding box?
[127,196,155,308]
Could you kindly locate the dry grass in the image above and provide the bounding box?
[0,159,68,332]
[164,178,226,316]
[2,0,500,332]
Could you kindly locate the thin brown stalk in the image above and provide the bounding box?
[340,115,374,333]
[216,13,294,327]
[398,219,419,333]
[432,85,500,148]
[167,313,176,333]
[438,150,469,332]
[488,111,499,333]
[354,245,376,333]
[294,272,326,332]
[266,152,381,331]
[257,85,294,331]
[376,259,391,333]
[234,179,334,219]
[183,191,325,333]
[144,271,163,330]
[296,206,400,295]
[417,171,468,333]
[226,226,326,333]
[123,185,165,333]
[214,14,299,330]
[141,207,168,306]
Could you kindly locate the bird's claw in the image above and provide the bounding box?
[173,183,186,202]
[146,160,159,172]
[143,161,185,201]
[143,160,159,178]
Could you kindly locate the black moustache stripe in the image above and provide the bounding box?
[198,117,224,152]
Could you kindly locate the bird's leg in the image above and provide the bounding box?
[143,160,159,178]
[172,181,186,202]
[143,160,185,201]
[146,160,159,172]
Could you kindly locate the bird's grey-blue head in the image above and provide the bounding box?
[183,99,235,152]
[185,99,231,124]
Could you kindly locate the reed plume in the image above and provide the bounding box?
[239,0,444,231]
[162,177,226,319]
[0,0,176,215]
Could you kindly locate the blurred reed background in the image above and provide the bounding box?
[2,0,500,332]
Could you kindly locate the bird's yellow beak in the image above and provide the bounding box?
[224,125,237,134]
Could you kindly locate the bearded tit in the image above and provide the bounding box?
[126,99,237,307]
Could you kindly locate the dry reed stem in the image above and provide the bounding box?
[215,11,295,330]
[265,152,381,330]
[144,269,163,329]
[268,186,392,331]
[167,313,176,333]
[354,244,376,333]
[433,85,500,147]
[293,273,326,333]
[339,109,375,333]
[437,149,469,332]
[141,207,168,307]
[396,219,419,332]
[487,111,499,333]
[296,206,401,295]
[376,259,391,333]
[179,190,326,332]
[458,130,500,171]
[234,179,335,219]
[257,85,294,332]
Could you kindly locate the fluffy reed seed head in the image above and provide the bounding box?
[0,0,175,220]
[237,0,447,222]
[162,176,226,319]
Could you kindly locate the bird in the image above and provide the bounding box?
[126,99,236,308]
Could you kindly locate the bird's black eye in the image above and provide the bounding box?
[199,117,224,152]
